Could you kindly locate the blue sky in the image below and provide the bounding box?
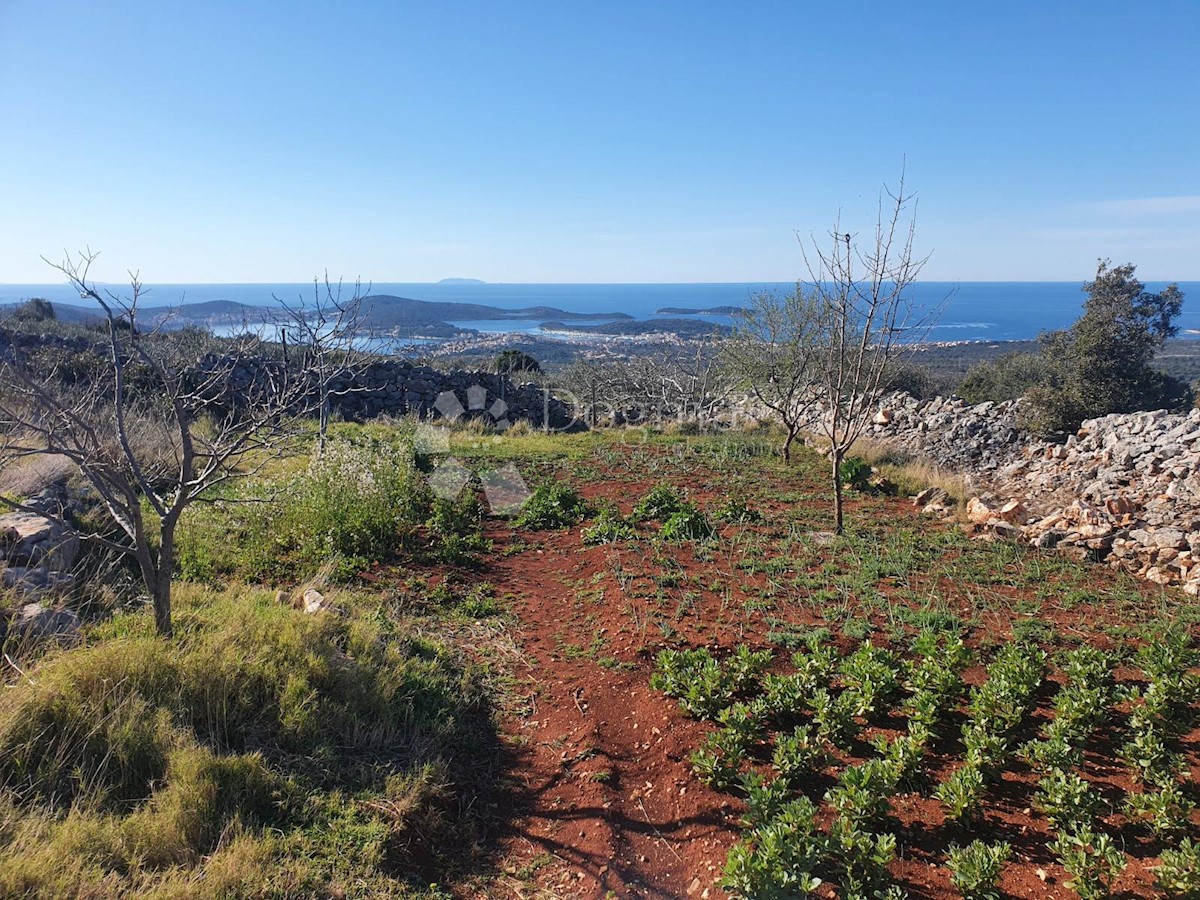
[1,0,1197,283]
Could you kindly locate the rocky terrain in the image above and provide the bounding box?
[861,392,1200,594]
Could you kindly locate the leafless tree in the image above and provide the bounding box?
[273,274,373,454]
[722,288,828,461]
[804,173,940,533]
[0,251,319,636]
[561,345,730,429]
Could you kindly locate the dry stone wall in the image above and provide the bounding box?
[862,392,1200,593]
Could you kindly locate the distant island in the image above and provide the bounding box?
[1,294,634,337]
[437,277,486,285]
[655,305,745,316]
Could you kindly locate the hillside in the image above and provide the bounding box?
[2,417,1196,898]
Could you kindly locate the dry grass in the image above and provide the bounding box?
[0,452,76,502]
[803,431,969,512]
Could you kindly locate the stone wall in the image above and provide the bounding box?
[861,392,1200,593]
[220,356,580,430]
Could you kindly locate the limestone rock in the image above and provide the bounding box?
[302,588,329,614]
[7,602,80,650]
[966,497,997,525]
[999,500,1030,525]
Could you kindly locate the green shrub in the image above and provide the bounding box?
[958,351,1053,404]
[721,797,825,898]
[1124,784,1196,841]
[178,437,433,582]
[514,482,591,529]
[837,456,872,491]
[713,496,763,524]
[771,725,829,784]
[426,490,489,563]
[1033,769,1103,832]
[935,764,986,824]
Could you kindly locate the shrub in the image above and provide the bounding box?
[713,495,763,524]
[1124,784,1196,841]
[514,482,591,529]
[492,349,541,374]
[958,351,1053,404]
[426,490,490,564]
[935,764,986,824]
[1034,769,1103,832]
[811,688,859,750]
[691,729,747,790]
[946,840,1011,900]
[771,725,829,784]
[651,648,737,718]
[837,456,872,491]
[826,816,897,898]
[721,797,825,898]
[178,437,433,582]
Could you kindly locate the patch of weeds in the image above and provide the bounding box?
[713,496,764,524]
[659,507,716,541]
[514,483,591,529]
[630,482,689,522]
[581,505,637,545]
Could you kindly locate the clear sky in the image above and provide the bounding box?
[2,0,1197,283]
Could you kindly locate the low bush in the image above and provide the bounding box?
[178,436,436,582]
[659,506,715,541]
[1155,837,1200,898]
[1050,826,1126,900]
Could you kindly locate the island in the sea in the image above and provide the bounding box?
[437,277,486,285]
[654,305,745,316]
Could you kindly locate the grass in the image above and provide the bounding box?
[0,582,494,897]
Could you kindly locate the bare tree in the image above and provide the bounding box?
[0,251,317,636]
[273,274,372,454]
[561,344,731,430]
[804,173,939,533]
[722,288,828,461]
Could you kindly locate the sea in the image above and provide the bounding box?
[3,281,1200,343]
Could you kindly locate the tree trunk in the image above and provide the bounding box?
[832,447,845,535]
[782,428,795,463]
[153,528,175,637]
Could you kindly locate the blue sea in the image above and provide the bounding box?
[3,281,1200,343]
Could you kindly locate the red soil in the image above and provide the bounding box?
[460,447,1199,899]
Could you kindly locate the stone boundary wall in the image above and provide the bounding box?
[852,392,1200,594]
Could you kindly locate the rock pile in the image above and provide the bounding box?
[0,484,82,650]
[213,355,581,429]
[865,394,1200,593]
